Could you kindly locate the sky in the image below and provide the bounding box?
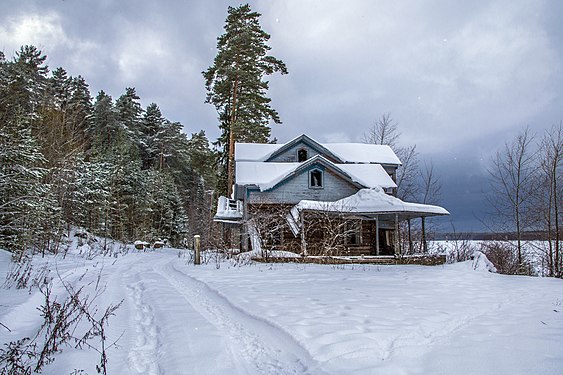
[1,0,562,232]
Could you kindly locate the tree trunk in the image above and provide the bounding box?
[227,59,240,198]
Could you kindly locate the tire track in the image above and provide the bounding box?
[155,259,326,375]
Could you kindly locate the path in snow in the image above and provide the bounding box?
[3,249,561,375]
[112,253,323,374]
[153,257,325,375]
[126,279,161,375]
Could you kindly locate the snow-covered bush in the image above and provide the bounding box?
[480,241,535,275]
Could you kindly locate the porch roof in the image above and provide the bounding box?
[292,187,449,221]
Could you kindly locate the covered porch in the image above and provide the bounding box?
[285,188,449,256]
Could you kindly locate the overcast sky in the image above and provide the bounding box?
[1,0,562,231]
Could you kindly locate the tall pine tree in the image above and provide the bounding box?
[203,4,287,195]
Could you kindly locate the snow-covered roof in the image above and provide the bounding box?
[235,134,402,165]
[236,156,397,191]
[294,187,449,217]
[322,143,401,165]
[235,143,279,162]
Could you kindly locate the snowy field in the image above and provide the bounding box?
[1,247,562,375]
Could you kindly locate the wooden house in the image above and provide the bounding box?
[214,134,448,256]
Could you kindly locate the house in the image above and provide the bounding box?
[214,134,449,256]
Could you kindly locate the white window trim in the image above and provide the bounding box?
[309,168,323,189]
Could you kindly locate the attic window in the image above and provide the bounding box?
[297,148,308,162]
[309,169,323,188]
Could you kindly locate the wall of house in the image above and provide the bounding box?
[247,168,359,205]
[267,143,340,163]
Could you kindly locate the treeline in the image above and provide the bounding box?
[487,125,562,276]
[0,45,217,258]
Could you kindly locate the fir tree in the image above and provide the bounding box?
[203,3,287,195]
[0,46,49,135]
[186,130,217,188]
[140,103,165,169]
[0,112,50,258]
[116,87,143,145]
[91,90,119,148]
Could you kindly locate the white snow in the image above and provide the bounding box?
[471,251,498,273]
[236,161,396,191]
[235,136,402,165]
[294,187,449,217]
[321,143,401,165]
[235,162,297,188]
[1,247,562,374]
[214,196,243,220]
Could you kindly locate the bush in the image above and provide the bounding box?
[480,241,535,275]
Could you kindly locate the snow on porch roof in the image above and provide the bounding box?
[235,136,401,165]
[236,159,397,191]
[294,187,449,218]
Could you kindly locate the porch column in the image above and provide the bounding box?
[375,216,380,256]
[300,211,307,256]
[408,219,413,254]
[394,213,400,256]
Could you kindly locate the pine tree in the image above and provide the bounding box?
[203,3,287,195]
[91,90,119,148]
[140,103,165,169]
[0,45,49,124]
[67,75,93,134]
[116,87,143,146]
[0,45,214,251]
[0,112,50,257]
[186,130,217,188]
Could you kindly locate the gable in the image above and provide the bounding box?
[246,162,362,204]
[236,155,397,192]
[265,134,343,163]
[234,134,402,166]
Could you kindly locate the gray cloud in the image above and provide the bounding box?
[1,0,561,231]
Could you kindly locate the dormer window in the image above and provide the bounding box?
[309,169,323,188]
[297,148,308,162]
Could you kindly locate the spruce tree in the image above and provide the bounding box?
[0,45,49,124]
[186,130,217,188]
[140,103,165,169]
[116,87,143,145]
[91,90,119,148]
[0,112,50,257]
[203,3,287,195]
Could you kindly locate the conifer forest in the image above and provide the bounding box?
[0,45,218,258]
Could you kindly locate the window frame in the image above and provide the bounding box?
[297,148,308,162]
[309,168,324,189]
[345,221,362,245]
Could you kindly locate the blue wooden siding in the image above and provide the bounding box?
[247,167,359,204]
[267,142,340,163]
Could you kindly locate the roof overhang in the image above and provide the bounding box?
[291,188,449,221]
[236,155,397,192]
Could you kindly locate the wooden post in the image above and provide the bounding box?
[300,211,307,256]
[421,217,427,253]
[408,219,413,254]
[375,216,380,256]
[394,213,400,256]
[194,235,201,265]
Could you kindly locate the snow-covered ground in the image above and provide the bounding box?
[1,248,562,374]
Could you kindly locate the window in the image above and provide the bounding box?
[309,169,323,188]
[297,148,308,162]
[269,227,283,247]
[345,221,361,245]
